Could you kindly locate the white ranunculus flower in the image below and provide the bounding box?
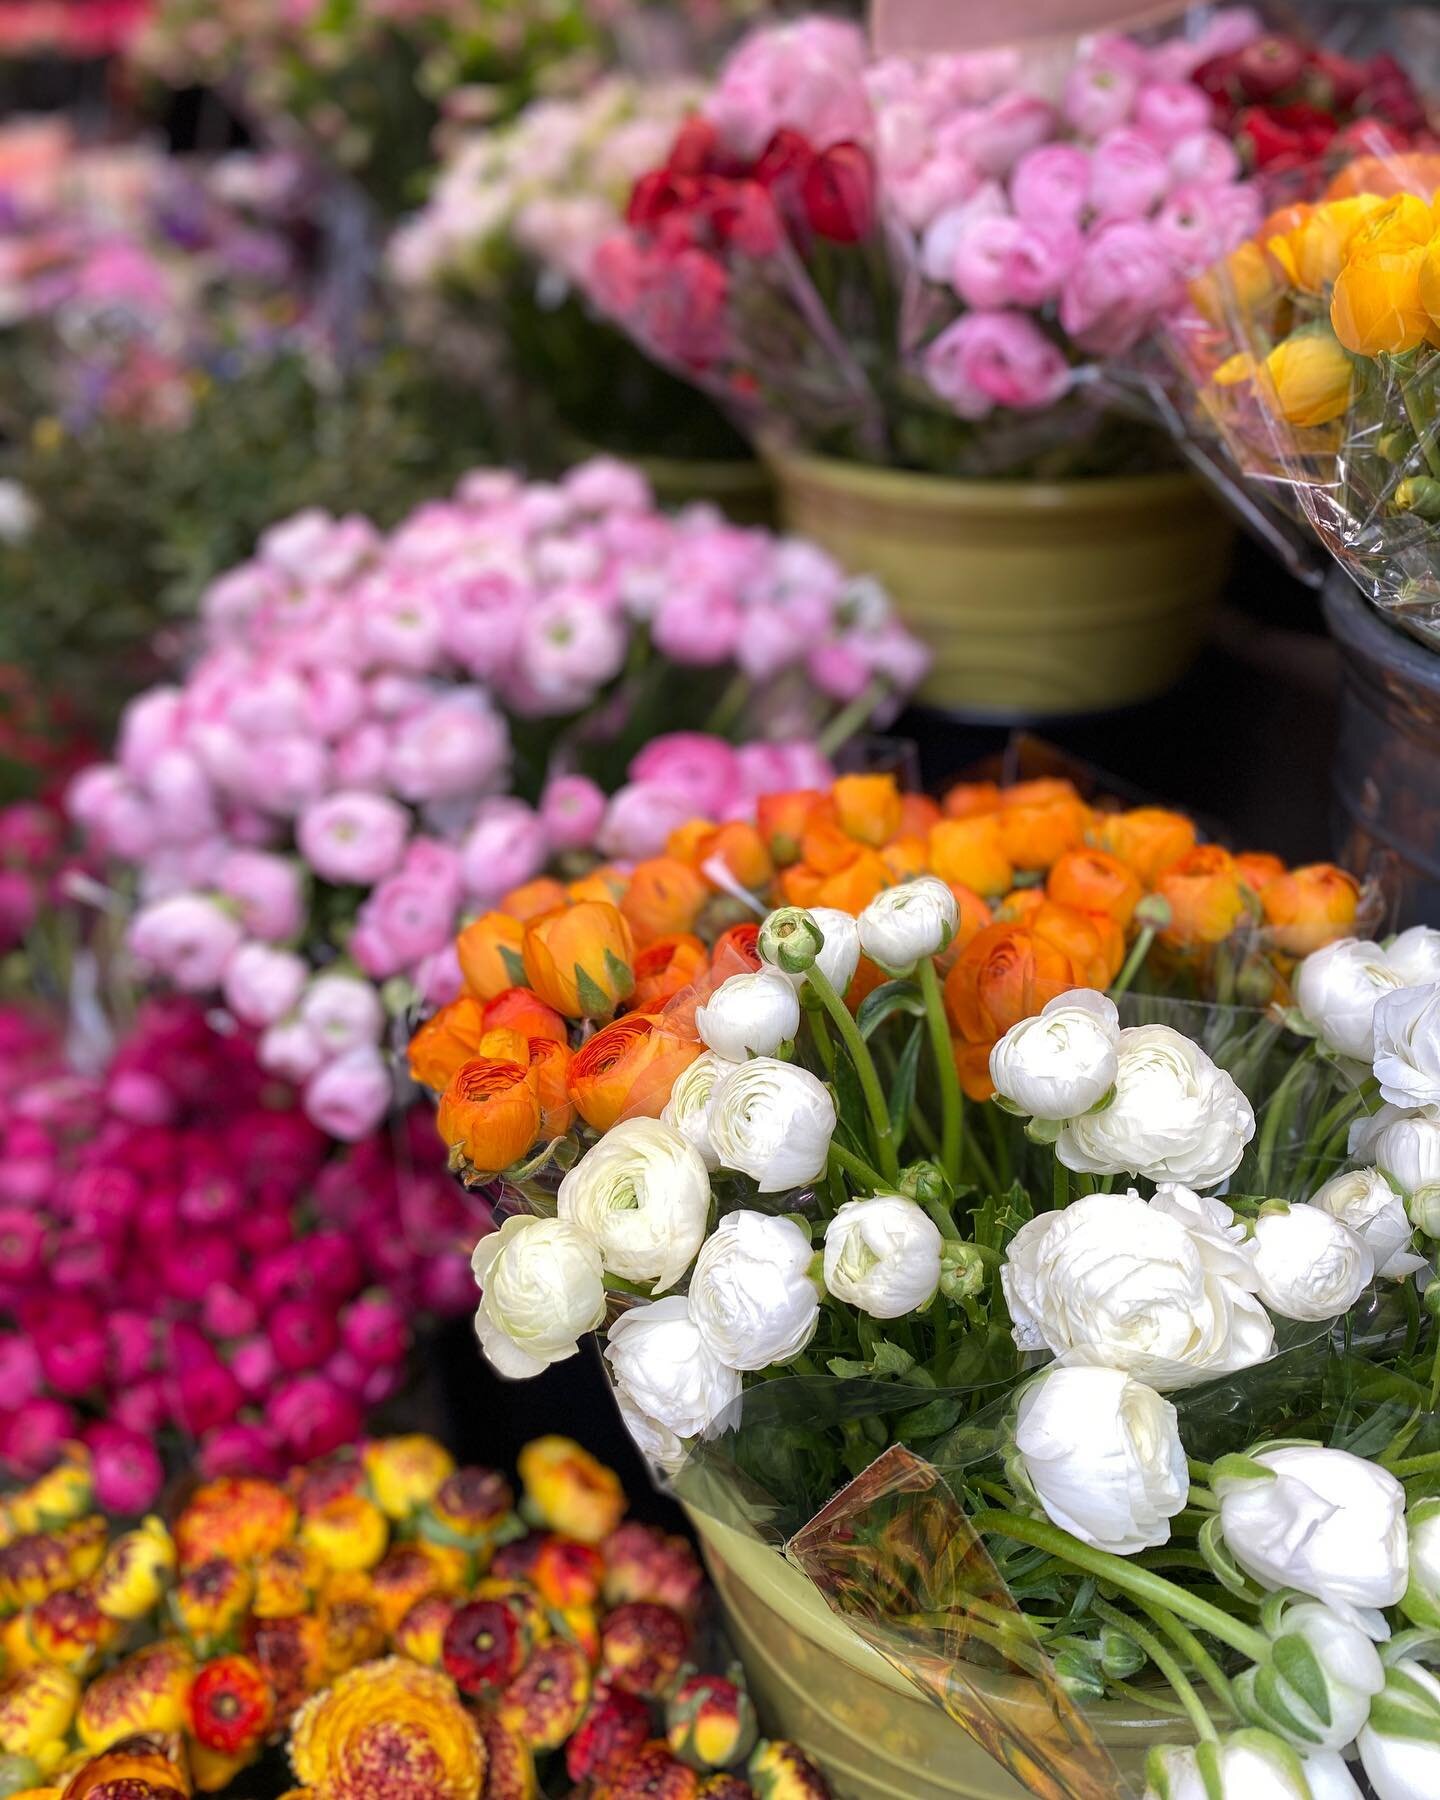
[1298,1752,1367,1800]
[1002,1188,1273,1389]
[1014,1366,1188,1556]
[470,1215,606,1379]
[604,1295,742,1440]
[1311,1168,1425,1282]
[1144,1736,1350,1800]
[1296,938,1406,1062]
[1236,1600,1385,1753]
[1216,1446,1408,1618]
[1374,983,1440,1110]
[557,1117,710,1292]
[989,989,1120,1122]
[688,1211,820,1370]
[1386,925,1440,987]
[660,1050,734,1172]
[823,1196,943,1320]
[708,1058,836,1193]
[615,1392,687,1475]
[1055,1024,1256,1192]
[1373,1113,1440,1199]
[857,877,959,974]
[1404,1499,1440,1632]
[761,905,861,996]
[1249,1204,1375,1322]
[1358,1659,1440,1800]
[695,969,801,1061]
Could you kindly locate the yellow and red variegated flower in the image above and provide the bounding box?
[0,1517,106,1614]
[565,1689,652,1786]
[440,1599,531,1701]
[56,1730,192,1799]
[361,1438,455,1524]
[91,1520,176,1622]
[417,1468,515,1568]
[498,1639,592,1752]
[253,1545,326,1621]
[298,1496,388,1576]
[478,1714,539,1800]
[599,1603,690,1701]
[0,1663,81,1757]
[510,1537,605,1611]
[666,1675,758,1771]
[289,1657,485,1800]
[244,1615,328,1728]
[170,1558,254,1652]
[594,1742,700,1800]
[602,1525,705,1620]
[175,1480,296,1572]
[748,1742,835,1799]
[367,1549,443,1637]
[697,1779,756,1800]
[76,1641,194,1753]
[517,1439,625,1547]
[26,1587,119,1675]
[317,1580,387,1679]
[6,1448,94,1536]
[187,1654,274,1757]
[392,1595,456,1669]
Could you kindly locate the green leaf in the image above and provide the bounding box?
[870,1340,916,1377]
[826,1357,873,1380]
[888,1021,924,1142]
[896,1396,962,1439]
[857,979,926,1039]
[830,1054,869,1150]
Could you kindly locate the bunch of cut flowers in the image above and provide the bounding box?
[0,1429,834,1799]
[68,457,922,1139]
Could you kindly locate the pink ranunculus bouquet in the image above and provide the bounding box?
[68,458,924,1136]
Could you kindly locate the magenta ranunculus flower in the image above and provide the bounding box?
[88,1424,164,1514]
[268,1298,341,1373]
[266,1373,364,1462]
[340,1293,409,1368]
[2,1397,79,1473]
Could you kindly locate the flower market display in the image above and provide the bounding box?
[0,1428,835,1799]
[67,457,924,1137]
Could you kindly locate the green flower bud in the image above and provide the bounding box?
[1397,476,1440,520]
[897,1160,953,1206]
[758,907,824,975]
[1233,1596,1384,1752]
[938,1241,986,1301]
[1053,1648,1107,1704]
[1100,1626,1147,1681]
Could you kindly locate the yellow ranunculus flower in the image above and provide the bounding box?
[289,1658,485,1800]
[1259,332,1355,426]
[0,1666,80,1757]
[1419,235,1440,333]
[517,1437,626,1547]
[1189,241,1277,325]
[1332,246,1434,355]
[362,1437,455,1523]
[92,1518,176,1622]
[298,1496,388,1575]
[1268,195,1389,293]
[1348,191,1437,258]
[6,1451,93,1536]
[75,1638,194,1752]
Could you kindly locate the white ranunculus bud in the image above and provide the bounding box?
[1402,1497,1440,1632]
[761,905,861,996]
[857,876,959,975]
[688,1211,820,1370]
[1216,1445,1408,1616]
[989,989,1120,1122]
[1144,1735,1352,1800]
[1013,1366,1188,1557]
[660,1050,734,1172]
[557,1117,711,1292]
[1296,939,1406,1062]
[1002,1188,1273,1390]
[471,1215,606,1379]
[1056,1024,1256,1192]
[1311,1168,1426,1282]
[1249,1204,1375,1323]
[1235,1599,1385,1753]
[1373,1114,1440,1200]
[1374,983,1440,1110]
[1358,1659,1440,1800]
[1386,925,1440,988]
[823,1196,943,1319]
[695,969,801,1061]
[604,1295,743,1440]
[708,1058,836,1194]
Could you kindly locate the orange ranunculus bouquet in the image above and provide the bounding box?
[411,768,1381,1183]
[1168,149,1440,641]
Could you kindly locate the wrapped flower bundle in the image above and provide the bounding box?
[0,1430,833,1800]
[68,458,922,1137]
[0,998,474,1494]
[1170,147,1440,643]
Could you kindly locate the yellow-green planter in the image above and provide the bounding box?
[764,452,1234,718]
[689,1508,1181,1800]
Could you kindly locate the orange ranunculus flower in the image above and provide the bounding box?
[621,860,710,948]
[944,920,1092,1098]
[567,1014,701,1131]
[831,773,902,846]
[408,996,488,1092]
[527,1038,576,1138]
[664,820,713,866]
[518,1439,625,1546]
[996,779,1090,872]
[1153,846,1250,947]
[629,935,708,1014]
[437,1058,542,1175]
[710,923,761,975]
[1047,847,1143,928]
[472,1025,529,1066]
[500,877,569,922]
[898,792,941,836]
[456,912,527,1002]
[1189,239,1278,326]
[1235,851,1286,894]
[483,988,568,1046]
[996,887,1046,923]
[1332,245,1433,356]
[778,864,824,909]
[1326,154,1440,201]
[568,867,628,906]
[881,835,930,884]
[1261,863,1362,956]
[176,1480,296,1571]
[941,780,1000,819]
[1031,901,1124,989]
[523,903,635,1018]
[755,791,826,865]
[813,848,890,914]
[695,822,773,891]
[946,884,993,957]
[1259,331,1355,428]
[1266,195,1387,293]
[1094,808,1198,885]
[928,815,1012,898]
[799,817,866,876]
[846,956,889,1012]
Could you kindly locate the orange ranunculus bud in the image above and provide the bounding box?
[1047,847,1143,928]
[881,835,929,884]
[941,780,1000,819]
[928,816,1012,898]
[694,823,773,892]
[996,779,1091,872]
[629,935,708,1015]
[569,867,629,906]
[501,877,570,922]
[665,820,714,866]
[1235,851,1286,894]
[710,923,761,975]
[408,996,488,1092]
[1032,901,1125,988]
[567,1014,701,1132]
[1332,243,1433,357]
[897,792,941,836]
[1153,845,1249,947]
[944,921,1092,1097]
[523,903,636,1018]
[832,773,902,846]
[527,1037,576,1138]
[620,861,709,950]
[814,848,890,914]
[1094,808,1198,885]
[456,912,527,1001]
[1260,863,1362,957]
[484,988,569,1046]
[436,1058,542,1175]
[755,791,826,865]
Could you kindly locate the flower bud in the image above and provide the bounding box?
[898,1160,953,1206]
[600,1600,691,1700]
[1358,1657,1440,1800]
[1144,1731,1325,1800]
[1234,1598,1385,1752]
[708,1059,836,1193]
[857,877,959,974]
[667,1671,759,1769]
[989,989,1120,1122]
[1397,476,1440,520]
[823,1196,943,1319]
[939,1240,987,1301]
[1412,1187,1440,1240]
[696,969,801,1061]
[749,1739,835,1798]
[758,907,824,975]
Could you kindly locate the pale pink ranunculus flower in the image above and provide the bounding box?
[296,790,410,886]
[924,310,1072,419]
[1089,128,1172,222]
[1062,58,1139,140]
[630,734,741,816]
[1133,81,1213,150]
[598,782,700,862]
[459,799,548,904]
[652,590,744,666]
[388,698,509,803]
[116,686,184,778]
[1010,144,1091,227]
[141,749,218,844]
[518,591,628,711]
[352,872,456,977]
[128,893,244,993]
[304,1046,393,1143]
[258,1017,325,1083]
[68,765,159,861]
[952,215,1076,310]
[540,773,607,853]
[216,849,304,941]
[1167,130,1242,188]
[1059,220,1180,356]
[298,971,385,1058]
[223,941,308,1027]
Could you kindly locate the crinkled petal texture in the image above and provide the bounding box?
[557,1117,710,1291]
[290,1656,485,1800]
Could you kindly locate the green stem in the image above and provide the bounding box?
[969,1511,1269,1664]
[1053,1157,1070,1213]
[1401,374,1440,482]
[1092,1600,1220,1743]
[917,957,963,1186]
[702,670,752,738]
[817,678,889,760]
[1148,1605,1241,1722]
[1253,1056,1313,1194]
[827,1141,889,1196]
[808,963,899,1182]
[1386,1449,1440,1481]
[1109,925,1156,1001]
[809,1006,836,1080]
